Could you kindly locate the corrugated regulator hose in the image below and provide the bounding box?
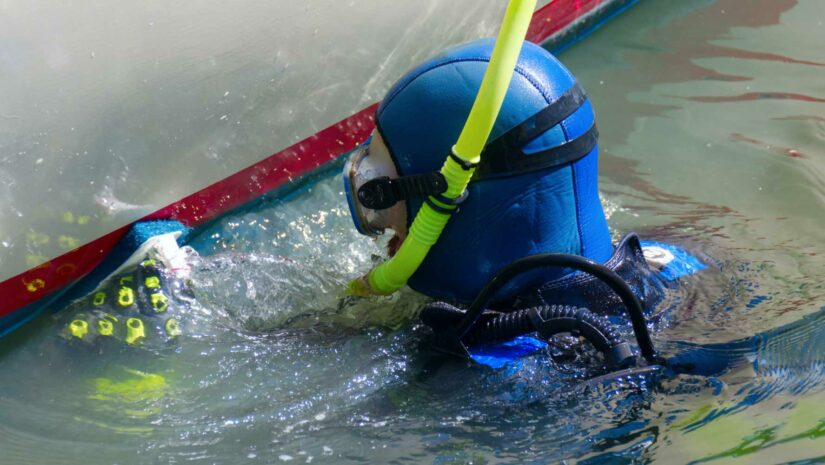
[422,301,635,369]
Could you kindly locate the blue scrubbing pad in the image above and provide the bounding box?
[127,220,190,247]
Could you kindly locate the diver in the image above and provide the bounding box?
[52,35,814,385]
[342,38,705,374]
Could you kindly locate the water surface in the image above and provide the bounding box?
[1,0,824,463]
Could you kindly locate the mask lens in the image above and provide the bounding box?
[343,144,383,236]
[343,136,407,237]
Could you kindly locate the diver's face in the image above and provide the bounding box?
[366,133,408,242]
[343,131,408,244]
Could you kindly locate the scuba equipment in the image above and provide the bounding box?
[416,234,708,377]
[511,233,704,316]
[342,134,410,237]
[419,244,712,378]
[419,249,661,369]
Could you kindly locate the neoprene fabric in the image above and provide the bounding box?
[376,39,612,302]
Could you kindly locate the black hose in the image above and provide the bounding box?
[464,304,635,369]
[453,253,659,364]
[465,305,618,344]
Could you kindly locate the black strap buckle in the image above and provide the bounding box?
[448,151,480,171]
[425,186,470,215]
[357,172,448,210]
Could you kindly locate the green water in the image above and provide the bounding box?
[1,0,824,463]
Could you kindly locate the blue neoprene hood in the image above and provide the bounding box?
[375,39,613,302]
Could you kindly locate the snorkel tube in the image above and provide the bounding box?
[348,0,538,296]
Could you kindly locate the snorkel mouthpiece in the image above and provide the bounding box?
[348,0,538,296]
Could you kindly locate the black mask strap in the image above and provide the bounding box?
[359,82,594,210]
[474,124,598,180]
[475,81,596,180]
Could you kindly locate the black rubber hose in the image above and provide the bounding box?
[462,304,635,369]
[453,253,659,364]
[465,305,620,345]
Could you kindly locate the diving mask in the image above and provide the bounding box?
[342,133,409,236]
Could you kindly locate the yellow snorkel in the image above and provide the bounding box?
[348,0,538,296]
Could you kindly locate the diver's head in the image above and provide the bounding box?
[344,38,613,302]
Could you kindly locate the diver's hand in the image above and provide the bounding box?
[346,274,374,297]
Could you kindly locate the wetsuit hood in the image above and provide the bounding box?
[374,39,612,302]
